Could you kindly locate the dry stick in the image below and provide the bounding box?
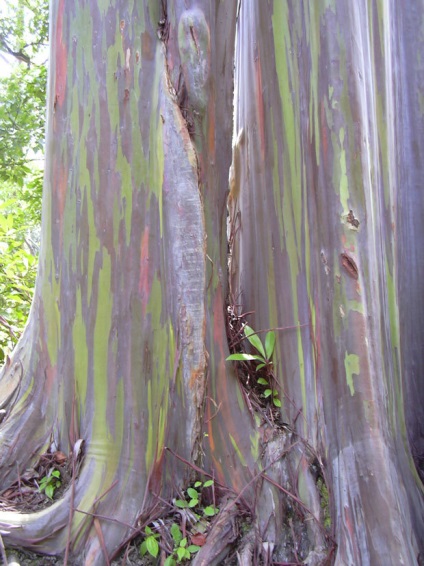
[164,447,234,493]
[204,397,222,423]
[92,479,118,507]
[94,518,110,566]
[109,502,164,563]
[73,508,138,531]
[0,533,8,565]
[151,492,176,512]
[70,479,120,556]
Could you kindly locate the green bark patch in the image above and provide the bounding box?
[344,352,359,396]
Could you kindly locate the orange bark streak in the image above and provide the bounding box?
[54,0,67,110]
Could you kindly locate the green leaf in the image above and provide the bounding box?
[203,506,217,516]
[243,325,266,358]
[144,526,153,535]
[139,541,147,556]
[194,481,202,488]
[273,398,282,407]
[264,331,276,359]
[203,479,213,488]
[164,557,177,566]
[170,523,182,544]
[226,353,261,362]
[180,537,187,548]
[188,498,198,508]
[145,536,159,558]
[52,470,61,478]
[176,547,188,562]
[45,484,54,499]
[175,499,188,508]
[257,377,269,385]
[187,487,199,499]
[263,389,272,398]
[256,363,266,371]
[187,545,201,554]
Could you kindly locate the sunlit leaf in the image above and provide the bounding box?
[264,331,276,359]
[176,547,187,561]
[145,536,159,558]
[226,353,262,362]
[243,325,266,358]
[170,523,182,544]
[188,545,201,553]
[187,487,198,499]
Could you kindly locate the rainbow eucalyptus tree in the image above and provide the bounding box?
[0,0,423,565]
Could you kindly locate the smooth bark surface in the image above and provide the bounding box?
[0,0,422,565]
[229,1,424,564]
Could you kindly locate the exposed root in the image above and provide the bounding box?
[191,496,238,565]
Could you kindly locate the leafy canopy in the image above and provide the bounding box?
[0,0,48,361]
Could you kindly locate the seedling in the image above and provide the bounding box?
[226,325,282,407]
[163,523,200,564]
[139,525,160,559]
[38,468,61,499]
[174,479,218,517]
[140,480,218,563]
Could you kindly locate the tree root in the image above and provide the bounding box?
[191,496,238,566]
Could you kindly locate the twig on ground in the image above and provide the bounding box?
[94,517,110,566]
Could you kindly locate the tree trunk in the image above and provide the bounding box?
[0,1,422,565]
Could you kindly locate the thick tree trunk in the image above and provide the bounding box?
[0,0,422,565]
[228,1,424,564]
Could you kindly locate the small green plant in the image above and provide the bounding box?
[226,324,281,407]
[38,468,61,499]
[163,523,201,565]
[139,525,160,559]
[140,480,217,563]
[174,479,218,517]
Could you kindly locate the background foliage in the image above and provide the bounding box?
[0,0,48,361]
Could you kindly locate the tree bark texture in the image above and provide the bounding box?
[228,1,424,564]
[0,1,422,565]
